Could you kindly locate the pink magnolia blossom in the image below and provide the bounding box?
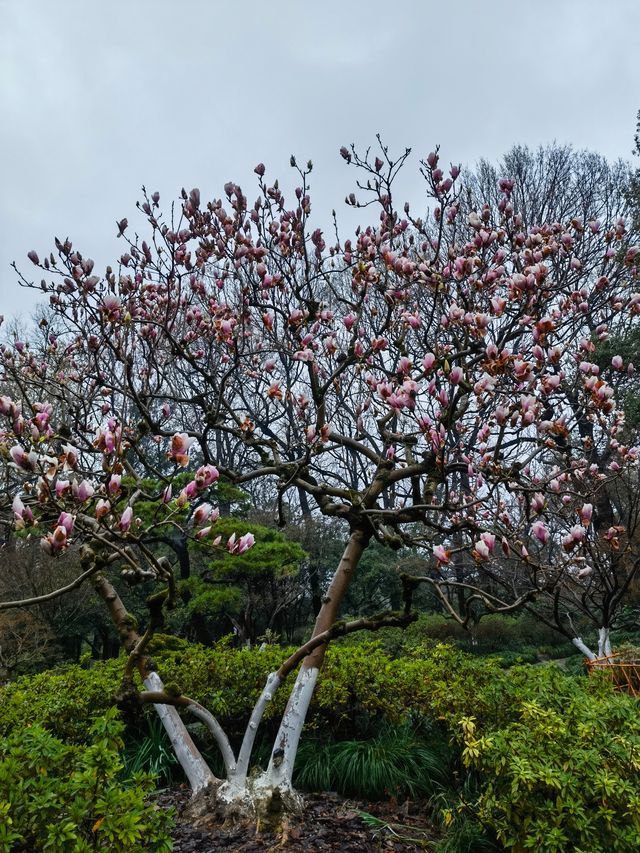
[579,503,593,526]
[169,432,196,467]
[531,493,546,514]
[449,366,464,385]
[95,499,111,520]
[42,524,70,555]
[570,524,585,542]
[422,353,436,372]
[9,446,37,471]
[480,532,496,552]
[0,395,15,415]
[194,503,213,526]
[194,464,219,488]
[227,532,255,555]
[433,544,450,564]
[12,494,25,519]
[474,540,490,560]
[101,294,122,317]
[55,480,70,498]
[119,506,133,532]
[12,495,34,526]
[61,444,78,469]
[57,512,75,534]
[184,480,199,499]
[531,521,549,545]
[74,480,94,502]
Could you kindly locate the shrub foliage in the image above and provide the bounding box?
[2,642,640,849]
[0,708,173,852]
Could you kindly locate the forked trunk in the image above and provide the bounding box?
[93,527,370,819]
[572,635,597,660]
[571,626,613,662]
[598,626,612,658]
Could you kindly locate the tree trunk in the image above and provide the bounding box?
[144,671,217,793]
[89,526,375,821]
[91,573,218,795]
[260,526,370,791]
[597,626,612,658]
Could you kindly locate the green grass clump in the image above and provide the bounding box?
[294,721,452,800]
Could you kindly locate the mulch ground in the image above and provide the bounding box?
[155,787,438,852]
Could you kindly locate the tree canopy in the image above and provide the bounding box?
[1,138,640,813]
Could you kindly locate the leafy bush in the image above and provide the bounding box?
[0,641,582,748]
[3,640,640,851]
[334,612,576,661]
[0,708,173,851]
[0,657,125,741]
[0,641,431,746]
[446,669,640,852]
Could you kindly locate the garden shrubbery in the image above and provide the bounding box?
[0,707,173,852]
[2,641,640,850]
[456,676,640,851]
[334,612,578,662]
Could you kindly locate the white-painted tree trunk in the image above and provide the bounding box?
[144,671,216,793]
[571,635,596,661]
[235,671,281,781]
[185,701,236,777]
[598,626,612,658]
[263,665,320,789]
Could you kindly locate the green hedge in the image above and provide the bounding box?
[0,641,517,743]
[456,674,640,851]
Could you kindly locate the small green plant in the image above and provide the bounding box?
[358,811,437,849]
[0,707,173,851]
[123,716,178,786]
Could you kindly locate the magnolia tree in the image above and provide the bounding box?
[2,140,640,816]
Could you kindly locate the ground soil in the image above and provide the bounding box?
[155,787,438,851]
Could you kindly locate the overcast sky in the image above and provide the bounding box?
[1,0,639,322]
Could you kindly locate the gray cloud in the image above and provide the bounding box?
[2,0,639,320]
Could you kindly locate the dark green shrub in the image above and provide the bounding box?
[0,708,173,851]
[0,657,125,742]
[0,642,560,748]
[3,639,640,853]
[560,654,589,676]
[335,612,574,659]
